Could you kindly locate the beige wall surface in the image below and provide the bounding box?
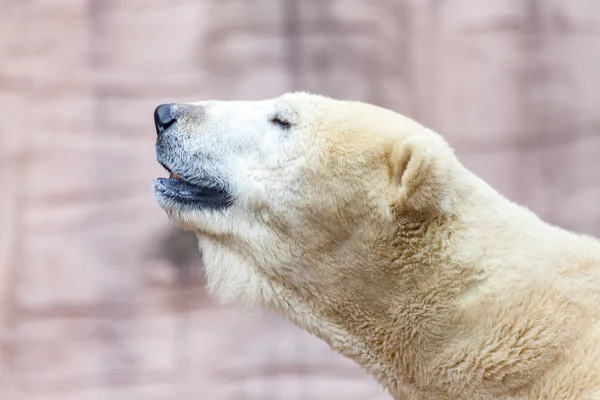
[1,0,599,399]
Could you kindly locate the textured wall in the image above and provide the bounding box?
[1,0,599,399]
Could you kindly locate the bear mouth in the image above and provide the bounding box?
[154,162,232,209]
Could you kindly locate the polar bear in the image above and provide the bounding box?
[152,92,600,399]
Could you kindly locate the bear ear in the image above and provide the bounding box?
[387,133,453,215]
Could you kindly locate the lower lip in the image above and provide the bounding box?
[154,178,232,209]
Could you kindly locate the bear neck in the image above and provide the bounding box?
[268,212,480,399]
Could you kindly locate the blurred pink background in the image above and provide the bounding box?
[1,1,599,399]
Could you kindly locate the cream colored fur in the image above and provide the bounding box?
[154,92,600,399]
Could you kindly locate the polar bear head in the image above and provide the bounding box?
[153,92,459,313]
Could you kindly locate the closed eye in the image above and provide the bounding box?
[271,116,291,130]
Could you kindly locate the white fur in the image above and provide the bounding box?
[154,92,600,399]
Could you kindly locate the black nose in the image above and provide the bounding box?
[154,103,176,135]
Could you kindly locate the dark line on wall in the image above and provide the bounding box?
[88,2,139,398]
[2,0,32,395]
[394,0,414,114]
[283,0,301,90]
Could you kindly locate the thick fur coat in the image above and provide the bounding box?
[153,93,600,399]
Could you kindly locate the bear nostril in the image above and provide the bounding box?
[154,103,176,135]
